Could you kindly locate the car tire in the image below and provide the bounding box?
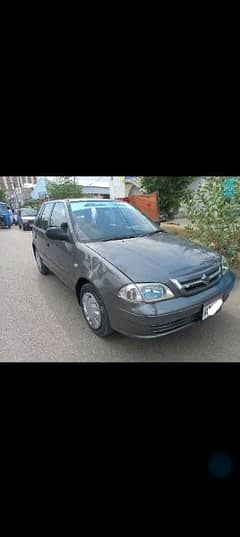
[35,249,50,275]
[79,283,114,337]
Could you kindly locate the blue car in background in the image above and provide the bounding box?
[0,203,12,228]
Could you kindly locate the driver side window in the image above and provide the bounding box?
[37,203,54,230]
[50,203,68,232]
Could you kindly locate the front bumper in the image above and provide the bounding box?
[22,221,34,229]
[109,271,236,339]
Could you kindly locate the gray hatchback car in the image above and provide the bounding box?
[32,199,236,338]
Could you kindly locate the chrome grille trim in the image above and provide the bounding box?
[170,264,222,295]
[208,267,222,280]
[170,278,183,290]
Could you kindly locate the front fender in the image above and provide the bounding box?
[74,243,131,304]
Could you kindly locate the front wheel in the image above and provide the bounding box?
[35,249,50,275]
[79,283,114,337]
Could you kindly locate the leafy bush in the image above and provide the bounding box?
[185,177,240,265]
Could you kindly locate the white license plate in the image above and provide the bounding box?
[202,298,223,321]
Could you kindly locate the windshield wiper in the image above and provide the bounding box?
[91,232,159,243]
[99,234,143,242]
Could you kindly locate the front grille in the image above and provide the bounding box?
[150,311,202,335]
[171,264,222,296]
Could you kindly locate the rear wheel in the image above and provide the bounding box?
[79,283,114,337]
[35,249,50,275]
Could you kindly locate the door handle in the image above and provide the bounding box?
[47,243,50,247]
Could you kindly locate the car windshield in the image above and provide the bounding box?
[21,209,37,216]
[69,201,160,242]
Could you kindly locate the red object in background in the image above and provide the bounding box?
[118,193,159,222]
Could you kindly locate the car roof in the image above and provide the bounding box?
[43,198,124,203]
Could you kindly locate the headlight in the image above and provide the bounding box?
[118,283,175,303]
[221,255,229,274]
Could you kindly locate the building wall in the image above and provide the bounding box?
[109,177,126,199]
[0,176,8,190]
[0,177,37,207]
[125,183,141,196]
[0,177,36,190]
[31,177,48,200]
[109,177,142,198]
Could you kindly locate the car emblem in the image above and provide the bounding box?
[201,273,209,285]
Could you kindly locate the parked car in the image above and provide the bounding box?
[32,199,236,339]
[18,208,38,231]
[0,203,12,228]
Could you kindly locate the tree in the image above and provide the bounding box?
[22,198,43,210]
[185,177,240,265]
[46,177,83,200]
[141,177,194,216]
[0,189,7,203]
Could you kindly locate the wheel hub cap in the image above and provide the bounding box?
[82,292,102,329]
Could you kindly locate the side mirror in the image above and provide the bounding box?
[46,227,72,242]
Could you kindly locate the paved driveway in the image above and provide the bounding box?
[0,227,239,362]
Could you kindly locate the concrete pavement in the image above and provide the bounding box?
[0,227,240,362]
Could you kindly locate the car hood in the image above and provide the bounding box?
[86,232,221,283]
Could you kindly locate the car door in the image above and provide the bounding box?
[47,202,76,287]
[33,203,55,268]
